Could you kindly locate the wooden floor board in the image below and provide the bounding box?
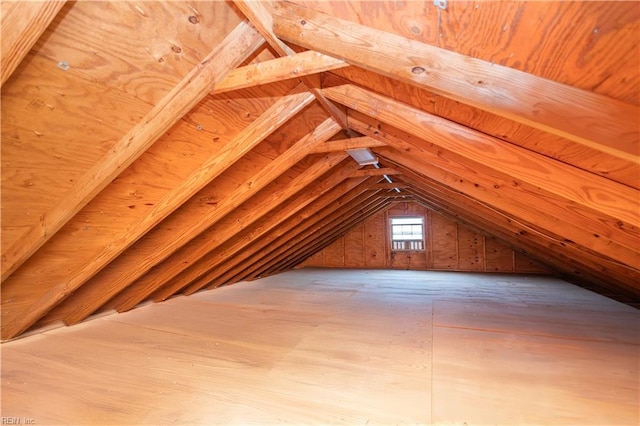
[2,268,638,425]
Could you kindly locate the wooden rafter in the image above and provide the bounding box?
[197,179,380,287]
[245,180,383,278]
[0,21,266,283]
[387,159,638,299]
[213,50,347,94]
[62,120,342,324]
[0,84,315,340]
[272,1,640,162]
[323,84,640,268]
[313,137,387,153]
[233,0,349,128]
[114,159,362,307]
[350,168,401,178]
[260,194,390,276]
[179,172,367,296]
[348,114,640,294]
[1,0,67,87]
[148,153,354,303]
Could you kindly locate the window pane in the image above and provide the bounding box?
[390,217,424,244]
[391,217,423,225]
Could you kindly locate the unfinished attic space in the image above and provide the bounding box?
[1,0,639,424]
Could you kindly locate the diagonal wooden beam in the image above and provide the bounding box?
[350,167,401,178]
[312,137,387,153]
[240,180,383,279]
[0,84,314,340]
[372,183,408,190]
[257,194,389,277]
[177,170,367,297]
[178,178,378,293]
[213,50,347,94]
[233,0,292,55]
[61,117,341,325]
[234,0,349,128]
[323,84,640,267]
[272,1,639,162]
[114,160,360,307]
[146,153,353,303]
[1,0,67,87]
[1,21,265,282]
[348,112,640,294]
[383,155,639,299]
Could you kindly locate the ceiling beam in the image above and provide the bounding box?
[234,0,349,128]
[372,183,408,190]
[272,1,639,162]
[313,137,387,153]
[146,153,350,303]
[0,84,314,341]
[71,151,348,322]
[323,84,640,268]
[349,114,640,295]
[213,50,347,94]
[204,179,380,287]
[59,116,340,325]
[0,21,265,283]
[179,175,367,297]
[1,0,67,87]
[243,182,383,279]
[261,195,390,277]
[394,165,638,299]
[350,167,401,178]
[152,158,363,302]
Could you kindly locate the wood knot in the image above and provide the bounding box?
[188,15,199,24]
[172,45,182,54]
[411,66,426,74]
[300,19,307,25]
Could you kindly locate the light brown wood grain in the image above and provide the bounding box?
[203,180,380,288]
[323,84,640,266]
[4,269,638,424]
[344,223,365,267]
[235,0,350,128]
[350,168,400,178]
[266,200,393,276]
[62,121,341,325]
[273,2,639,161]
[349,115,639,298]
[1,21,265,286]
[145,152,349,303]
[404,169,637,298]
[290,0,440,46]
[33,1,245,104]
[313,136,387,153]
[329,67,438,116]
[430,94,640,190]
[438,1,640,105]
[214,51,347,94]
[252,192,387,278]
[36,102,330,327]
[0,0,67,86]
[175,165,366,298]
[0,84,312,341]
[1,54,153,249]
[234,0,294,56]
[252,185,385,277]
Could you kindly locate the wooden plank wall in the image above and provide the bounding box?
[300,202,549,273]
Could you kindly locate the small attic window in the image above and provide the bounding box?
[390,216,425,251]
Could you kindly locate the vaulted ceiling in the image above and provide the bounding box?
[1,0,638,340]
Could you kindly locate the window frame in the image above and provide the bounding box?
[389,215,426,252]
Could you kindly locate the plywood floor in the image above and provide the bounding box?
[2,268,638,425]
